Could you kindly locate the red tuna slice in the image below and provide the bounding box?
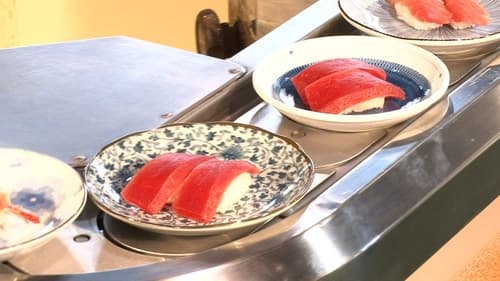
[172,159,261,223]
[393,0,453,25]
[444,0,490,29]
[304,69,406,114]
[163,154,215,204]
[290,58,386,106]
[121,153,212,214]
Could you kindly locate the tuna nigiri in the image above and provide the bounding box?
[173,159,260,223]
[444,0,490,29]
[290,58,386,106]
[121,153,213,214]
[304,69,406,114]
[389,0,453,30]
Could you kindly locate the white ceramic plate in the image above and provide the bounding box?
[252,35,450,132]
[0,148,86,261]
[338,0,500,59]
[84,122,314,236]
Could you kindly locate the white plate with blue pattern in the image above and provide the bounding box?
[84,122,314,236]
[0,148,86,261]
[338,0,500,59]
[252,36,450,132]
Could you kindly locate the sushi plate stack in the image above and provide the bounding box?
[338,0,500,59]
[252,35,450,132]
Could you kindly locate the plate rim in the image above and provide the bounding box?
[84,121,315,236]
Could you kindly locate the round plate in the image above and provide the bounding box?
[0,148,86,261]
[338,0,500,59]
[252,35,450,132]
[84,122,314,236]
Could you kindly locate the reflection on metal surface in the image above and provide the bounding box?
[392,97,451,143]
[103,214,260,257]
[445,59,480,86]
[237,103,386,173]
[449,64,500,111]
[302,227,347,270]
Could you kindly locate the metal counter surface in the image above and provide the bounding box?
[0,36,244,165]
[15,50,499,281]
[1,0,499,280]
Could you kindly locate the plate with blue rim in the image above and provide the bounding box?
[0,147,86,261]
[252,35,450,132]
[84,122,314,236]
[338,0,500,59]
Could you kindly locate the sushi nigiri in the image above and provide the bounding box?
[173,159,260,223]
[121,153,213,214]
[444,0,490,29]
[291,58,386,106]
[304,69,405,114]
[389,0,452,30]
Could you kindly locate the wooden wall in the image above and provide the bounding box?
[0,0,227,51]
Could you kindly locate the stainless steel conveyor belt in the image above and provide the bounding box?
[0,1,499,280]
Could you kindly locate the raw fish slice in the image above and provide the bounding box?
[390,0,452,30]
[164,154,214,204]
[444,0,490,29]
[173,159,260,223]
[304,69,405,114]
[290,58,386,106]
[121,153,211,214]
[0,193,39,224]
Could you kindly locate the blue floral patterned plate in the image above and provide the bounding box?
[0,148,86,260]
[84,122,314,236]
